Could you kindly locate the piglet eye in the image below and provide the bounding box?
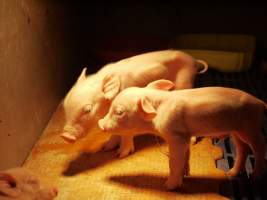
[114,107,125,116]
[83,104,93,113]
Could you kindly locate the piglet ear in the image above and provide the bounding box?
[0,172,21,197]
[137,97,157,121]
[102,74,121,100]
[146,79,175,91]
[76,67,87,83]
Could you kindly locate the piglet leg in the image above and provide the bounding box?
[227,134,249,176]
[233,130,266,178]
[103,135,121,151]
[117,135,135,158]
[103,135,135,158]
[184,148,190,176]
[246,132,266,178]
[165,134,190,190]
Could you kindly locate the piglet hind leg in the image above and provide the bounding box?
[236,130,266,178]
[165,134,190,190]
[227,134,249,177]
[248,133,266,179]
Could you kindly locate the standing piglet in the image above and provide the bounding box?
[0,167,58,200]
[98,80,266,190]
[61,50,208,157]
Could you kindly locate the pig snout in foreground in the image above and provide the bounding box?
[98,80,267,190]
[61,50,208,156]
[0,167,58,200]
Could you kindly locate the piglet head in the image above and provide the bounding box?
[98,79,174,135]
[98,90,158,135]
[61,68,121,142]
[0,167,58,200]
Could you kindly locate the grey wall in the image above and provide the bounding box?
[0,0,72,169]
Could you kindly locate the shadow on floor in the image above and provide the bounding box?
[108,173,229,196]
[62,134,163,176]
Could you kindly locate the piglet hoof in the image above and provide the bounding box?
[49,187,58,198]
[251,168,266,180]
[184,166,189,176]
[190,136,197,145]
[116,145,135,159]
[164,178,182,190]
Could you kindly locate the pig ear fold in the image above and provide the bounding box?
[146,79,175,91]
[102,74,121,100]
[0,172,21,197]
[137,97,157,121]
[76,67,87,83]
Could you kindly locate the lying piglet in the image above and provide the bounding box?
[98,80,266,190]
[61,50,208,157]
[0,167,58,200]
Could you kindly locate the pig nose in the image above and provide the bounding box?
[61,132,77,142]
[98,119,107,131]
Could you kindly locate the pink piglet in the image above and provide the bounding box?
[98,80,266,190]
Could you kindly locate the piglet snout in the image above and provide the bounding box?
[98,119,107,131]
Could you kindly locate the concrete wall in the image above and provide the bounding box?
[0,0,71,169]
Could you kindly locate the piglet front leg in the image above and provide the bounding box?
[165,134,190,190]
[103,135,135,158]
[116,135,135,158]
[103,135,121,151]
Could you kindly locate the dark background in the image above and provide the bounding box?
[58,2,267,80]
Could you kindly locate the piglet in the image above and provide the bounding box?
[98,80,266,190]
[61,50,208,157]
[0,167,58,200]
